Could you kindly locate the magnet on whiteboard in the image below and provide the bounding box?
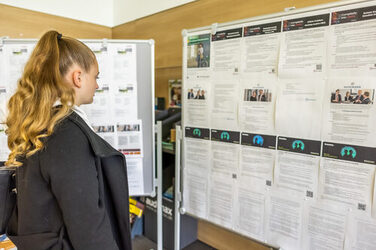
[284,6,296,12]
[211,23,218,35]
[181,29,188,37]
[180,207,186,214]
[102,38,108,48]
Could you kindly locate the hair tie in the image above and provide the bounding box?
[57,33,62,41]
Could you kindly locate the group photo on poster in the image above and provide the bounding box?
[322,78,376,146]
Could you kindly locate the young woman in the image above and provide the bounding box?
[5,31,132,250]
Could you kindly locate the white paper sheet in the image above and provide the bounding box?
[210,77,239,130]
[302,201,347,250]
[116,120,143,157]
[183,170,209,219]
[275,79,325,140]
[234,184,266,242]
[345,212,376,250]
[278,11,330,78]
[329,3,376,78]
[208,175,235,229]
[241,18,281,77]
[265,191,304,250]
[2,44,34,95]
[126,157,144,196]
[211,140,240,179]
[321,78,376,147]
[239,145,275,187]
[108,44,138,122]
[275,150,319,198]
[0,124,9,162]
[319,157,374,214]
[184,80,211,127]
[210,27,242,130]
[238,78,277,134]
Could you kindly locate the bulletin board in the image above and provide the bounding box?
[181,0,376,249]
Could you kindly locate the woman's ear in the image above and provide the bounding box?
[72,70,82,88]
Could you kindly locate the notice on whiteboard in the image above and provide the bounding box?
[127,157,144,196]
[329,4,376,77]
[345,212,376,250]
[208,175,235,229]
[184,80,211,127]
[275,136,321,198]
[239,133,276,187]
[278,12,330,78]
[265,191,303,250]
[210,129,240,178]
[241,19,281,76]
[235,184,266,242]
[302,201,347,250]
[275,79,324,140]
[238,79,277,134]
[319,142,376,214]
[322,78,376,147]
[184,127,211,219]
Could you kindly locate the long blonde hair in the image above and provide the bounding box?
[5,30,96,167]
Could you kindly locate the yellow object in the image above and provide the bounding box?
[170,128,176,142]
[0,238,17,250]
[129,204,143,217]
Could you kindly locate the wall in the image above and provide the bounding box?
[113,0,196,26]
[112,0,339,107]
[0,4,112,39]
[113,0,340,248]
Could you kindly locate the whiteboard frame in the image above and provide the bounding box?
[180,0,376,247]
[0,38,156,196]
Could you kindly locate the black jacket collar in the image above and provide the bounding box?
[67,112,124,159]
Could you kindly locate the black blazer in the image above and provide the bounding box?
[7,111,132,250]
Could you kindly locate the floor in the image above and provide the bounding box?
[132,236,216,250]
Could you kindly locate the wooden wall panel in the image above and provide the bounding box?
[113,0,340,69]
[0,4,111,39]
[198,220,271,250]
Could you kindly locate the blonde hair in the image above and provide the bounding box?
[5,30,96,167]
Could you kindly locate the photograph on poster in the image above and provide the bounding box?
[93,125,115,133]
[187,87,207,100]
[243,89,272,102]
[117,123,140,132]
[169,80,182,107]
[330,88,374,104]
[187,34,211,68]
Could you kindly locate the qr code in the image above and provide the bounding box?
[316,64,322,71]
[358,203,366,211]
[266,180,272,186]
[232,174,237,179]
[306,191,313,198]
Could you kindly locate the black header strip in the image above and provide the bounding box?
[332,5,376,25]
[212,28,243,41]
[277,136,321,156]
[211,129,240,144]
[241,133,276,149]
[244,21,282,36]
[283,13,330,31]
[323,142,376,165]
[185,127,210,140]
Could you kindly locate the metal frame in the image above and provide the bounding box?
[178,0,376,249]
[156,121,163,250]
[0,38,156,197]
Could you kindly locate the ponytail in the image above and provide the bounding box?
[6,30,96,166]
